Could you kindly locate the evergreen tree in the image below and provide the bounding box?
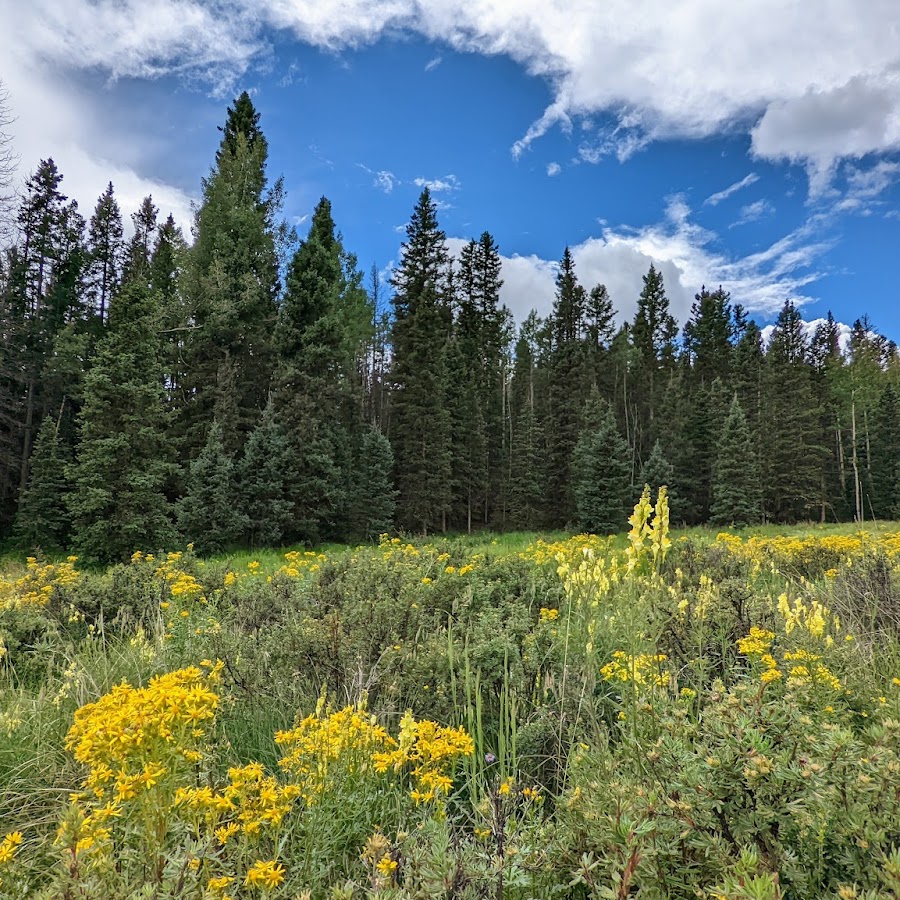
[869,385,900,519]
[273,197,372,541]
[710,396,762,525]
[179,92,282,456]
[347,426,397,541]
[68,281,176,563]
[235,401,293,547]
[508,401,545,529]
[631,263,678,451]
[122,196,158,286]
[584,282,617,397]
[455,232,509,526]
[4,159,86,517]
[13,413,71,549]
[638,439,680,518]
[761,302,827,522]
[388,188,453,533]
[682,286,735,384]
[177,421,244,554]
[571,399,631,533]
[508,315,546,529]
[150,214,190,408]
[445,334,487,532]
[545,248,591,525]
[84,182,123,323]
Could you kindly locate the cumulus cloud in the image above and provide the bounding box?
[451,196,830,326]
[0,55,194,233]
[760,317,854,352]
[6,0,900,225]
[705,173,759,206]
[546,162,561,176]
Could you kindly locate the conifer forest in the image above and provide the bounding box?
[2,92,899,561]
[6,92,900,900]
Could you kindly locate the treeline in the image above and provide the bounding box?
[1,93,899,562]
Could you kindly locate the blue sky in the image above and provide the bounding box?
[4,0,900,339]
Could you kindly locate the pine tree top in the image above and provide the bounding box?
[217,91,265,163]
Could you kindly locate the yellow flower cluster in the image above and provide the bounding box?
[371,710,474,804]
[521,534,610,568]
[600,650,669,688]
[65,661,223,803]
[626,486,672,573]
[175,762,301,837]
[735,628,782,683]
[275,550,325,579]
[783,649,842,691]
[243,859,286,889]
[714,530,900,574]
[777,592,837,641]
[539,607,559,622]
[0,832,22,865]
[736,626,775,656]
[275,698,392,802]
[0,556,79,611]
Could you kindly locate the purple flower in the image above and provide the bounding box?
[484,753,497,765]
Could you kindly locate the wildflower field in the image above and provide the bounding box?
[6,495,900,899]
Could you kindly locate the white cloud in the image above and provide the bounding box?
[451,196,830,326]
[1,60,194,234]
[546,161,561,176]
[357,163,398,193]
[374,170,398,193]
[705,173,759,206]
[413,174,460,192]
[760,317,854,352]
[731,198,775,227]
[424,55,443,71]
[6,0,900,222]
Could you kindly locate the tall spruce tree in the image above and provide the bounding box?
[454,232,509,526]
[68,281,176,563]
[508,315,546,529]
[571,398,631,533]
[347,426,397,541]
[710,396,761,526]
[639,439,679,517]
[235,401,293,547]
[682,286,735,385]
[545,248,591,525]
[273,197,372,542]
[388,188,453,533]
[13,412,72,549]
[180,92,281,456]
[4,159,87,519]
[177,420,245,553]
[84,182,123,323]
[631,263,678,452]
[761,302,827,522]
[122,196,158,286]
[869,385,900,519]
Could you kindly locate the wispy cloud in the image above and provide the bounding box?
[424,55,442,72]
[705,173,759,206]
[413,174,460,192]
[357,163,398,193]
[731,198,775,227]
[546,161,561,176]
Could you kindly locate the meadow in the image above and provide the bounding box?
[4,492,900,899]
